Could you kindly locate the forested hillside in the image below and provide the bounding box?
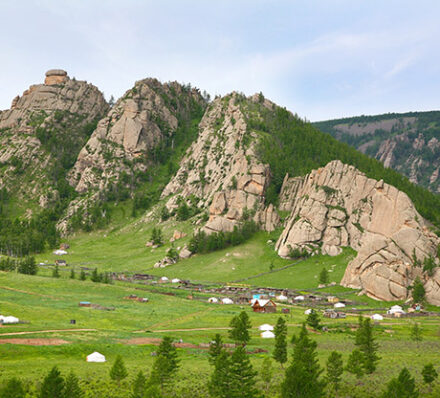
[314,111,440,193]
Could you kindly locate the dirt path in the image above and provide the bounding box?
[0,328,97,336]
[0,338,69,346]
[153,327,231,333]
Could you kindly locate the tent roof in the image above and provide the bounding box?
[258,324,274,331]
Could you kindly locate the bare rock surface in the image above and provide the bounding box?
[276,160,440,303]
[161,93,279,232]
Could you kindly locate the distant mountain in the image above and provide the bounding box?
[313,111,440,193]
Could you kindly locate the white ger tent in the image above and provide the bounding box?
[260,330,275,338]
[258,324,274,331]
[86,352,106,363]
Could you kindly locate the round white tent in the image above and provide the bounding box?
[371,314,384,321]
[171,278,181,284]
[86,352,106,363]
[334,302,346,308]
[221,298,233,305]
[0,315,19,324]
[294,295,305,301]
[258,324,274,331]
[208,297,219,303]
[276,294,288,302]
[160,276,169,282]
[260,330,275,339]
[304,309,313,315]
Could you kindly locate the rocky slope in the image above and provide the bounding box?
[69,78,205,195]
[314,112,440,193]
[0,69,108,209]
[276,160,440,304]
[161,92,279,233]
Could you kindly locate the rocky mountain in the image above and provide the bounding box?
[276,160,439,304]
[0,69,108,211]
[161,92,279,233]
[69,78,205,194]
[1,70,439,303]
[314,111,440,193]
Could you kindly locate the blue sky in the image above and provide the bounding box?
[1,0,439,121]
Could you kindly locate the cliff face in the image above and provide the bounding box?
[69,78,205,194]
[277,160,440,304]
[161,93,279,233]
[314,112,440,193]
[0,70,108,207]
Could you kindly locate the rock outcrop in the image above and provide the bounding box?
[276,160,440,304]
[69,78,205,193]
[161,93,279,232]
[0,70,108,203]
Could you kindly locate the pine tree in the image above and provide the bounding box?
[306,309,321,330]
[227,345,261,398]
[381,367,418,398]
[326,351,343,392]
[52,265,60,278]
[208,334,224,364]
[131,371,147,398]
[412,277,426,302]
[346,349,364,379]
[229,311,252,345]
[110,355,128,383]
[70,268,75,279]
[260,357,273,393]
[91,268,101,282]
[64,371,83,398]
[208,350,231,398]
[40,366,65,398]
[410,323,423,346]
[319,268,329,284]
[151,228,163,246]
[1,377,25,398]
[273,317,288,367]
[149,336,179,391]
[355,316,380,374]
[281,324,325,398]
[422,363,438,385]
[79,270,86,281]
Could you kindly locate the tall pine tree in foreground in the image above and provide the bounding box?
[131,371,147,398]
[64,371,83,398]
[149,336,179,392]
[281,323,325,398]
[381,367,418,398]
[110,355,128,384]
[40,366,65,398]
[355,316,380,374]
[273,316,288,367]
[229,311,252,345]
[208,334,224,364]
[208,350,231,398]
[326,351,344,393]
[228,345,261,398]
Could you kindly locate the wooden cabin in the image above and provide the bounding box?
[251,299,277,313]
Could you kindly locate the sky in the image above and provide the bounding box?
[1,0,439,121]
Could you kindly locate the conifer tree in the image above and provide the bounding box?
[319,268,329,284]
[228,345,261,398]
[40,366,65,398]
[91,268,101,282]
[326,351,343,392]
[208,334,224,364]
[70,268,75,279]
[410,323,423,346]
[273,317,288,367]
[306,309,321,330]
[355,316,380,373]
[149,336,179,391]
[422,363,438,386]
[208,350,231,398]
[1,377,25,398]
[260,357,273,393]
[131,371,147,398]
[381,367,418,398]
[412,277,426,302]
[281,324,325,398]
[229,311,252,345]
[64,371,83,398]
[110,355,128,383]
[79,270,86,281]
[346,349,364,379]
